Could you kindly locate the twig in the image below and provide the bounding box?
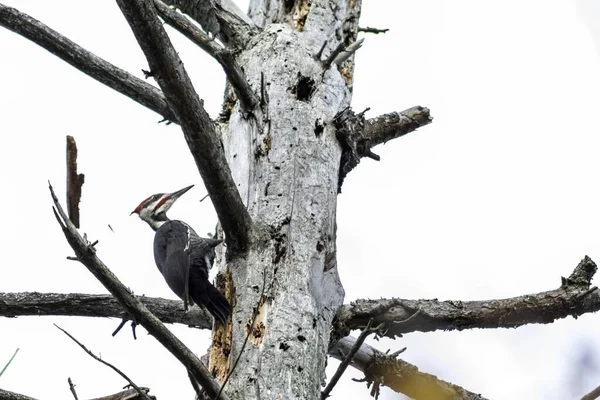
[0,348,19,377]
[116,0,253,254]
[154,0,258,111]
[0,5,176,123]
[322,319,376,399]
[48,182,229,400]
[55,324,152,400]
[322,41,346,70]
[315,40,328,60]
[358,26,389,34]
[67,377,79,400]
[199,193,210,202]
[332,38,364,66]
[66,136,85,228]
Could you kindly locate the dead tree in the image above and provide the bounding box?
[0,1,598,399]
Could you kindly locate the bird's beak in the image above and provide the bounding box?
[169,184,194,201]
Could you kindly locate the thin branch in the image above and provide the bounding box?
[48,183,229,400]
[116,0,253,254]
[322,41,346,70]
[582,384,600,400]
[334,256,598,339]
[357,26,389,34]
[332,38,364,66]
[68,377,79,400]
[55,324,152,400]
[322,319,376,399]
[161,0,256,49]
[66,136,85,228]
[332,337,486,400]
[0,4,176,123]
[154,0,258,111]
[0,347,19,377]
[0,292,212,328]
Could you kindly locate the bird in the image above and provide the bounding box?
[131,184,231,325]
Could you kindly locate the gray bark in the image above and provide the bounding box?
[214,1,360,398]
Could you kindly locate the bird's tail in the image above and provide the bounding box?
[198,284,232,326]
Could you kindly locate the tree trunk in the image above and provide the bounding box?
[211,1,360,398]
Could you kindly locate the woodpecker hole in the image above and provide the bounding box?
[297,366,303,372]
[297,335,306,342]
[316,241,324,252]
[280,342,290,351]
[314,119,325,136]
[292,74,315,101]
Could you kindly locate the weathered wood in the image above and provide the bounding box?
[66,136,84,228]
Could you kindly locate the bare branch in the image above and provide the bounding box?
[48,183,229,400]
[334,256,598,339]
[364,106,433,148]
[55,325,152,400]
[116,0,253,253]
[0,292,212,328]
[0,388,155,400]
[161,0,257,49]
[357,26,389,34]
[322,319,376,399]
[88,388,154,400]
[66,136,84,228]
[68,377,79,400]
[332,337,486,400]
[0,389,37,400]
[0,4,176,122]
[154,0,258,111]
[582,384,600,400]
[334,106,432,192]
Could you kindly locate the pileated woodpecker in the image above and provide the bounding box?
[132,185,231,325]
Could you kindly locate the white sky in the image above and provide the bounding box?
[1,1,600,399]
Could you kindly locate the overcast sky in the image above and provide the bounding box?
[2,1,600,399]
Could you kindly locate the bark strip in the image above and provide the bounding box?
[0,4,176,122]
[116,0,253,253]
[66,136,84,228]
